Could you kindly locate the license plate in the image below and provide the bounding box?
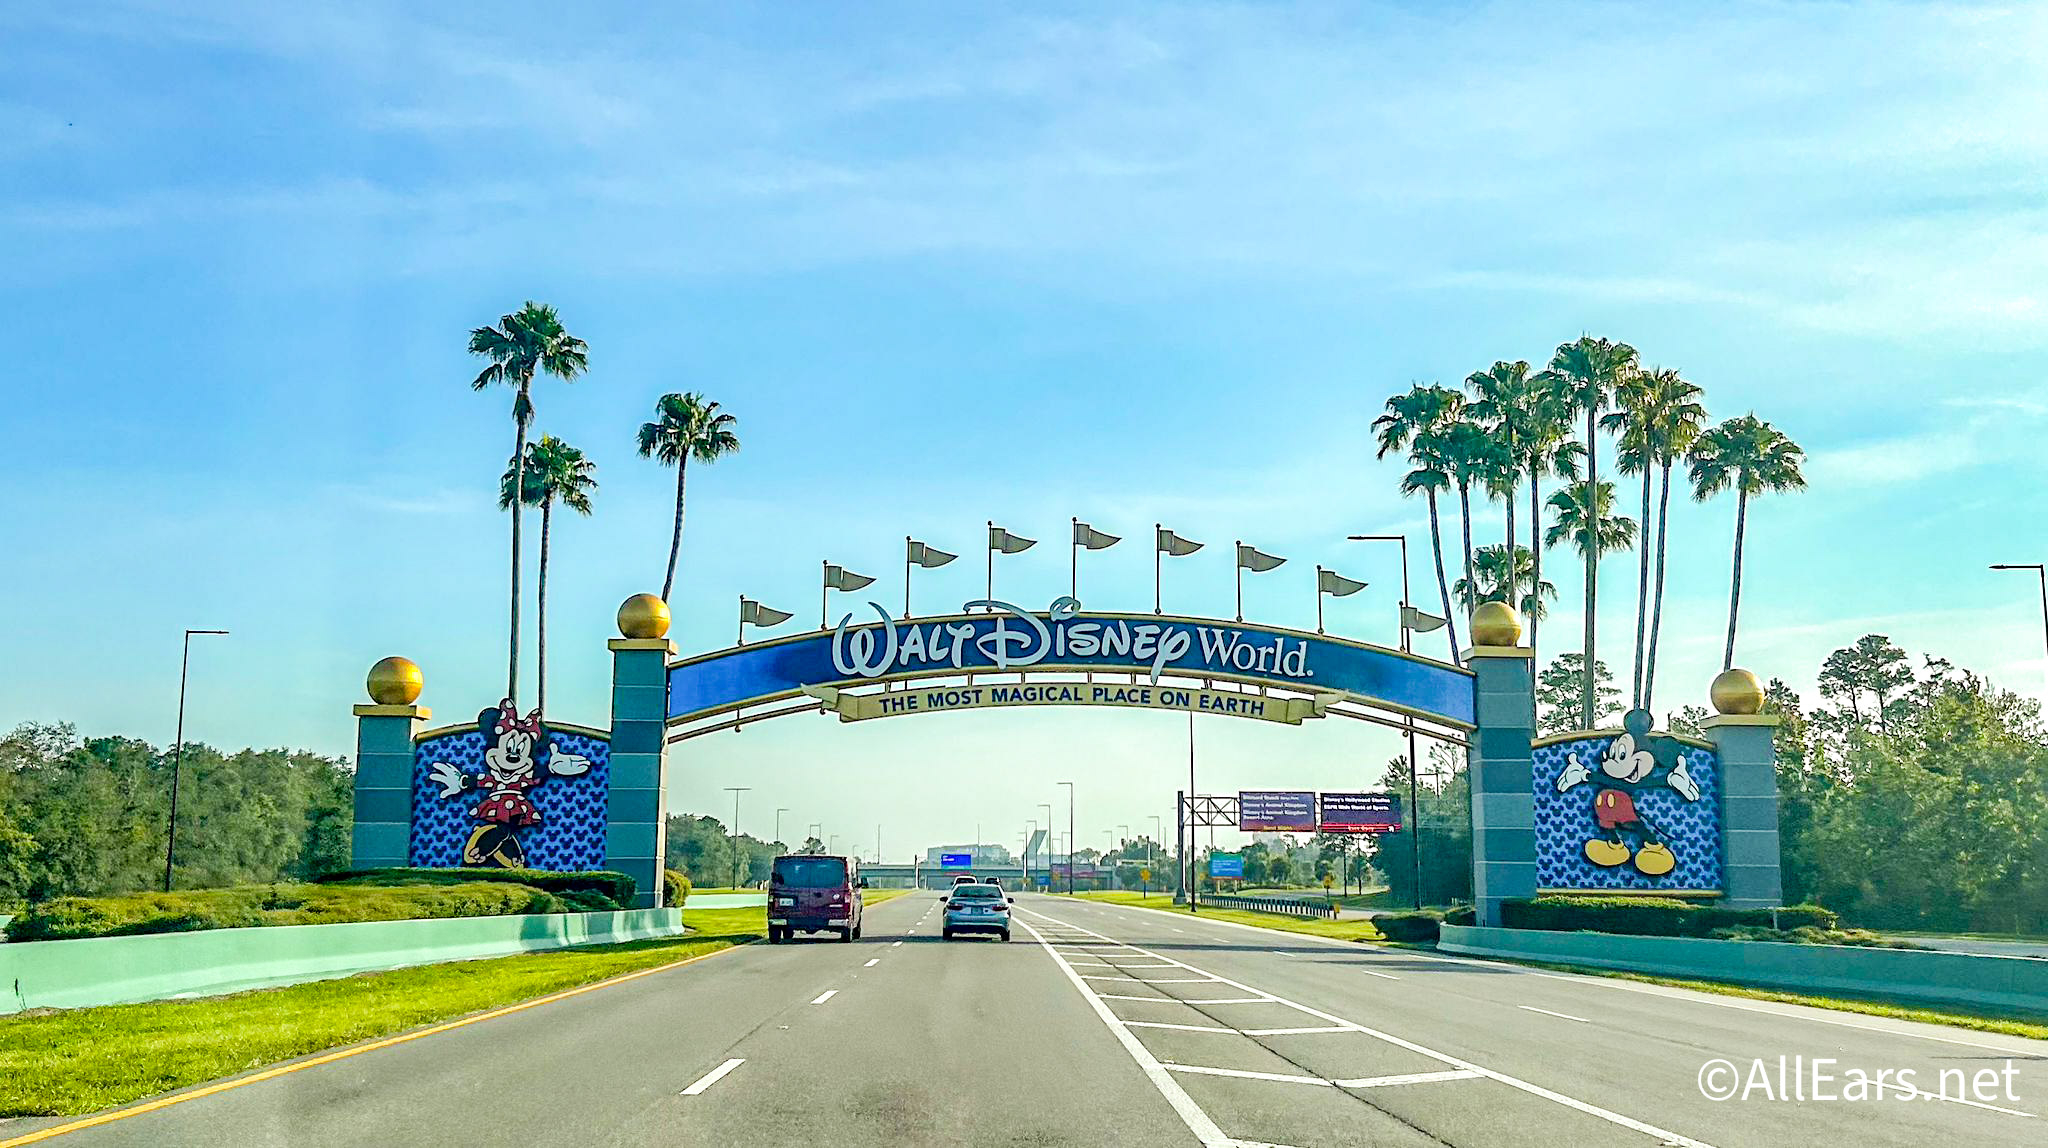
[829,918,849,925]
[769,918,787,925]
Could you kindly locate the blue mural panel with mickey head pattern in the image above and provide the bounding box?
[1532,724,1722,893]
[409,720,610,871]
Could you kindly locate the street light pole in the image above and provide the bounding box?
[1148,814,1162,898]
[775,807,789,850]
[164,628,229,893]
[724,787,751,889]
[1058,781,1075,894]
[1351,533,1425,909]
[1990,563,2048,695]
[1038,802,1053,891]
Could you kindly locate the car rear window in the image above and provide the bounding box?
[951,884,1002,899]
[773,857,847,888]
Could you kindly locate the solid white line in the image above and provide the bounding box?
[1357,969,1400,981]
[1241,1025,1359,1035]
[1163,1063,1330,1086]
[863,958,880,967]
[1019,918,1233,1147]
[810,990,837,1005]
[1108,962,1179,968]
[1519,1005,1589,1023]
[1334,1069,1485,1088]
[680,1058,745,1096]
[1122,1020,1238,1033]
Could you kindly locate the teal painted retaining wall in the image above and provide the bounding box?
[0,908,685,1015]
[1439,924,2048,1016]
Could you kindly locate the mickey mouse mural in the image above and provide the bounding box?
[412,701,605,869]
[1533,708,1722,892]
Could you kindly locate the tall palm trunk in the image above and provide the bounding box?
[660,459,689,601]
[1503,479,1517,603]
[1426,491,1462,663]
[1642,461,1675,711]
[1723,484,1749,670]
[1630,465,1653,708]
[536,499,553,717]
[507,395,530,706]
[1456,480,1476,607]
[1581,409,1598,728]
[1528,472,1541,662]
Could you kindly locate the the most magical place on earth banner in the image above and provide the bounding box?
[666,597,1476,727]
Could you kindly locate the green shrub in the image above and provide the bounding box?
[1708,925,1921,949]
[317,867,635,907]
[1443,904,1476,927]
[4,882,564,942]
[662,869,691,908]
[1502,896,1844,938]
[1372,911,1442,942]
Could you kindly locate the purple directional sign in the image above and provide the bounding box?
[1238,790,1316,832]
[1319,792,1403,834]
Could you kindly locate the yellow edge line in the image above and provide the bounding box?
[0,937,754,1147]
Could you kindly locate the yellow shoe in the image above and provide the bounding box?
[1585,839,1632,867]
[1634,843,1676,876]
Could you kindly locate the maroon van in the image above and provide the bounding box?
[767,854,864,942]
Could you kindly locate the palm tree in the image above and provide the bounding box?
[469,303,589,706]
[1452,544,1558,622]
[1439,417,1498,606]
[1689,415,1806,670]
[1465,360,1541,596]
[1635,372,1708,712]
[1603,370,1657,706]
[1521,387,1577,665]
[1373,384,1465,662]
[1537,336,1639,726]
[500,437,597,716]
[1545,479,1637,725]
[638,392,742,602]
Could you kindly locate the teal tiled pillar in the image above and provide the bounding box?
[1703,669,1783,910]
[609,594,674,909]
[1464,603,1536,927]
[352,656,430,870]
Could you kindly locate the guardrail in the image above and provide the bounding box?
[0,908,686,1015]
[1439,924,2048,1016]
[1201,894,1337,920]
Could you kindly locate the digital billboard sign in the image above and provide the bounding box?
[1319,792,1403,833]
[1238,790,1317,832]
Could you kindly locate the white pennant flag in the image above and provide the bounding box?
[1401,604,1447,633]
[1318,568,1368,597]
[989,525,1037,555]
[1236,542,1287,573]
[1156,526,1203,557]
[1073,521,1121,550]
[824,564,875,592]
[740,597,794,627]
[907,539,957,568]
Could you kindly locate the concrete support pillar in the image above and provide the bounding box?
[1704,713,1784,909]
[608,633,673,908]
[351,703,429,869]
[1463,601,1536,928]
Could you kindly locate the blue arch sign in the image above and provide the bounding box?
[667,599,1473,728]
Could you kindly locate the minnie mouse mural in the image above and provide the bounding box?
[426,700,591,868]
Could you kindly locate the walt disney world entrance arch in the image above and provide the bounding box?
[351,590,1785,922]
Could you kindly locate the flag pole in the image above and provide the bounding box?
[1234,540,1243,622]
[738,594,745,646]
[904,536,913,619]
[1316,566,1324,634]
[820,560,828,630]
[986,520,995,606]
[1154,523,1163,615]
[1071,517,1079,599]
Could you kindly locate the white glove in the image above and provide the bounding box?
[427,760,467,798]
[1668,759,1701,802]
[1557,753,1590,792]
[549,751,591,778]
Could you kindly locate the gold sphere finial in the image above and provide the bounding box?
[1711,667,1766,715]
[367,656,423,706]
[1469,600,1525,648]
[618,593,672,639]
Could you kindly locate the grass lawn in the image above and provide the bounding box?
[1069,890,1390,942]
[0,904,776,1118]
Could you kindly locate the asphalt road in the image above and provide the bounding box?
[9,891,2044,1147]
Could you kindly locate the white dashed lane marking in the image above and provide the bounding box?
[680,1058,745,1096]
[810,990,837,1005]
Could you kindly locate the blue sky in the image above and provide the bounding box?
[7,1,2047,858]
